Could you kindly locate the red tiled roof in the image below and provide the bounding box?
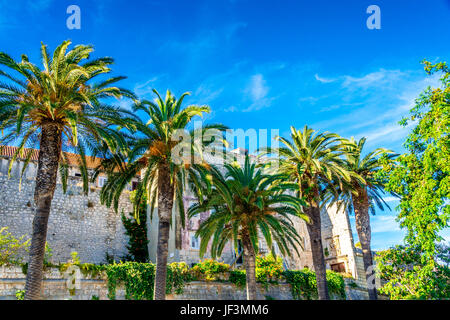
[0,145,104,170]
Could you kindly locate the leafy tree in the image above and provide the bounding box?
[0,40,136,299]
[188,156,306,300]
[260,126,352,300]
[376,244,450,299]
[335,137,397,299]
[100,89,226,300]
[377,60,449,299]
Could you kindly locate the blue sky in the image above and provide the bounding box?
[1,0,449,250]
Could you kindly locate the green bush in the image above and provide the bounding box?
[229,270,246,288]
[283,268,346,300]
[105,261,193,300]
[15,290,25,300]
[191,259,230,281]
[255,254,284,285]
[0,227,29,266]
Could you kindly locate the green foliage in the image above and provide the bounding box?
[229,270,247,288]
[0,40,137,193]
[105,261,191,300]
[91,295,100,300]
[283,269,317,299]
[283,269,346,300]
[106,262,155,300]
[188,155,306,260]
[43,242,53,265]
[334,137,396,215]
[58,252,106,279]
[229,255,347,299]
[377,60,450,300]
[376,245,450,299]
[166,262,192,294]
[0,227,29,266]
[15,290,25,300]
[121,191,149,262]
[191,259,230,281]
[255,254,284,286]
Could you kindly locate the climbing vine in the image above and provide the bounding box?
[283,269,346,300]
[105,262,191,300]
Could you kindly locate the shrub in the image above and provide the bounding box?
[255,254,284,283]
[283,268,346,300]
[0,227,29,266]
[15,290,25,300]
[190,259,230,281]
[105,262,193,300]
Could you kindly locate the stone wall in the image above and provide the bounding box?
[0,266,371,300]
[0,175,133,264]
[284,203,361,280]
[166,281,293,300]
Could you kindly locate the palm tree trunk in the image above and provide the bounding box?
[154,163,174,300]
[242,234,257,300]
[24,124,62,300]
[353,188,377,300]
[305,204,330,300]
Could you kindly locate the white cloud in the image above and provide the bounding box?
[243,74,274,112]
[341,69,406,90]
[224,105,237,112]
[311,68,442,149]
[134,76,161,97]
[360,122,411,145]
[194,84,224,104]
[314,73,336,83]
[248,74,268,101]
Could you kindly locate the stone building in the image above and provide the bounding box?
[0,145,138,264]
[0,145,369,287]
[148,148,367,284]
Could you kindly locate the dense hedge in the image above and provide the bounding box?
[283,269,346,299]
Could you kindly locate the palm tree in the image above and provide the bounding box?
[260,126,352,300]
[335,137,397,300]
[188,156,306,300]
[100,89,226,300]
[0,40,136,299]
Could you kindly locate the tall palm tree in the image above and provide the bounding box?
[260,126,352,300]
[335,137,397,300]
[188,156,307,300]
[100,89,226,300]
[0,40,136,299]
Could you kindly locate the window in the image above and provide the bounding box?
[190,233,200,249]
[98,176,107,187]
[236,240,243,264]
[330,262,346,273]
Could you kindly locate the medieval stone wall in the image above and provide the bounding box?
[0,175,133,264]
[0,266,371,300]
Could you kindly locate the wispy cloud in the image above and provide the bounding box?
[243,74,274,112]
[314,73,336,83]
[311,68,442,149]
[341,69,406,90]
[134,76,163,97]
